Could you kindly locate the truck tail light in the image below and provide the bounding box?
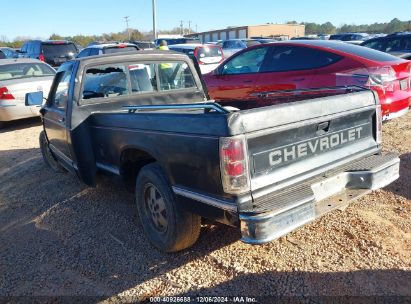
[0,87,15,100]
[39,54,45,62]
[376,104,382,145]
[220,136,250,194]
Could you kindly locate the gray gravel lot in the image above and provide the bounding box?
[0,114,410,301]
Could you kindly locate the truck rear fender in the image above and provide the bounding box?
[120,148,157,191]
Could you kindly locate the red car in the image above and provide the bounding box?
[204,41,411,120]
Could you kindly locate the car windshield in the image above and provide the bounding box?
[329,35,344,40]
[244,40,261,47]
[0,62,55,81]
[196,46,223,58]
[156,38,200,46]
[41,43,78,58]
[104,46,139,54]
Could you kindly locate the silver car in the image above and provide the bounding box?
[0,59,55,125]
[218,39,261,58]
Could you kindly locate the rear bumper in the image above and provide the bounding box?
[380,91,411,121]
[240,153,400,244]
[383,106,409,121]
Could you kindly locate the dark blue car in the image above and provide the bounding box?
[0,47,19,59]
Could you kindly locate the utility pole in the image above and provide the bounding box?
[152,0,157,40]
[180,20,184,35]
[188,20,192,35]
[123,16,131,41]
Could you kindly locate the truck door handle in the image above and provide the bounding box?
[243,80,253,83]
[58,117,65,123]
[292,78,305,81]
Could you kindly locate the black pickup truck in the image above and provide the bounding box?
[26,51,400,252]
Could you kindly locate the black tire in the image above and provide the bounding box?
[135,163,201,252]
[39,131,66,173]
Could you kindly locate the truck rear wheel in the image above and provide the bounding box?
[39,131,66,173]
[135,163,201,252]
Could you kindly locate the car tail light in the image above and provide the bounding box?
[194,47,204,65]
[0,87,15,100]
[39,54,45,61]
[375,104,382,145]
[219,47,225,63]
[220,136,250,194]
[365,66,398,93]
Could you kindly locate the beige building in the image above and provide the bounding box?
[195,24,305,42]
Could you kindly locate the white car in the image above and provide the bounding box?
[0,59,55,126]
[329,33,370,45]
[168,44,224,74]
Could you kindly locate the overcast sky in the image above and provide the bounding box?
[1,0,410,40]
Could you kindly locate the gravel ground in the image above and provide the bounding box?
[0,113,410,302]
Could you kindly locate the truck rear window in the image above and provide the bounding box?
[82,65,129,100]
[0,62,55,81]
[42,43,78,57]
[81,60,197,102]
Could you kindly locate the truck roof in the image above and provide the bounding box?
[75,50,189,64]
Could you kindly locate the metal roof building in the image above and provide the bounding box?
[195,24,306,42]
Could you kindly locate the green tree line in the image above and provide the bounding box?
[0,28,149,48]
[300,18,411,35]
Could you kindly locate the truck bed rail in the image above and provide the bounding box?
[123,102,229,114]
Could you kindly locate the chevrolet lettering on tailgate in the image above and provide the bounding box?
[268,126,365,167]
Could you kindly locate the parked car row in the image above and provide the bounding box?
[77,43,139,58]
[361,32,411,60]
[1,31,410,126]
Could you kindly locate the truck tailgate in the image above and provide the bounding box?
[227,90,380,198]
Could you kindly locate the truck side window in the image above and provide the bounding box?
[50,67,73,111]
[82,64,129,100]
[128,63,157,93]
[158,62,196,91]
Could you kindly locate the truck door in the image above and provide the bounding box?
[42,62,74,169]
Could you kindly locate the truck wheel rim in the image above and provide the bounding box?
[144,183,168,233]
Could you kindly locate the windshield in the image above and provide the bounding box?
[41,43,78,58]
[329,35,344,40]
[104,46,139,54]
[155,38,200,46]
[196,46,223,58]
[0,62,56,81]
[244,40,261,47]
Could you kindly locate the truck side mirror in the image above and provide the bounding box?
[25,91,44,106]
